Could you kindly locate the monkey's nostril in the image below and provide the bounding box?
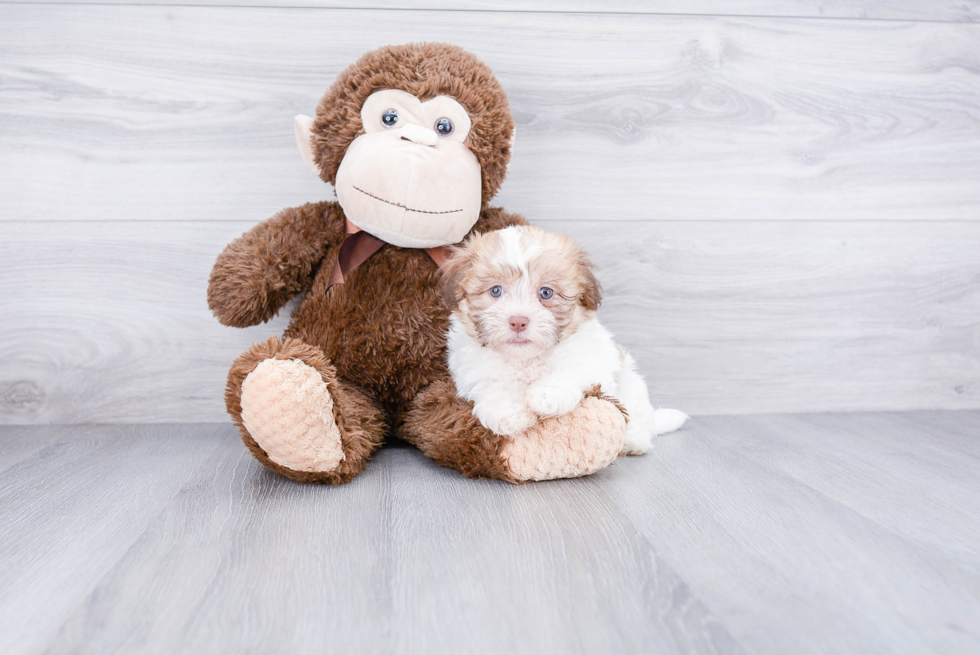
[508,316,529,333]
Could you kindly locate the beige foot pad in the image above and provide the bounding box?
[240,358,345,473]
[503,397,627,482]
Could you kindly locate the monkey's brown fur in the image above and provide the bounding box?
[211,200,525,483]
[399,379,519,483]
[310,43,514,206]
[209,43,625,484]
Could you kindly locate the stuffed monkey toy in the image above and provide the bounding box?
[207,43,628,484]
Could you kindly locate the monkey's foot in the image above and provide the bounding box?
[503,394,627,482]
[240,358,345,473]
[401,380,627,483]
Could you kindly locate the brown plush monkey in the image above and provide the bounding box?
[207,43,628,484]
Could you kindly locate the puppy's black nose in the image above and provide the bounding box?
[508,316,529,333]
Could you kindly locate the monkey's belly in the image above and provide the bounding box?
[322,321,449,411]
[286,247,450,412]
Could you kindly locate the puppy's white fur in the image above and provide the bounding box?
[443,225,687,454]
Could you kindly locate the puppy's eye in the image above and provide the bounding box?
[435,117,454,136]
[381,109,399,128]
[538,287,554,300]
[489,285,503,298]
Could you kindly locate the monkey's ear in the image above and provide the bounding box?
[294,115,320,176]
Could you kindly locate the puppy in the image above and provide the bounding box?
[441,225,687,455]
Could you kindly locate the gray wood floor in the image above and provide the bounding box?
[1,412,978,654]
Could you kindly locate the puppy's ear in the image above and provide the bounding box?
[439,245,471,310]
[578,254,602,311]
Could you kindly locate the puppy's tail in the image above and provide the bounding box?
[652,409,689,435]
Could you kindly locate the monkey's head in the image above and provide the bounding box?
[294,43,515,249]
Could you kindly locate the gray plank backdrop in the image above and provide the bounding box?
[1,2,979,423]
[6,1,980,21]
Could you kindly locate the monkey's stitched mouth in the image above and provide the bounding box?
[353,186,463,215]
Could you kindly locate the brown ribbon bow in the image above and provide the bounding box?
[327,220,452,288]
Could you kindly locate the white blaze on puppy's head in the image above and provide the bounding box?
[441,225,601,359]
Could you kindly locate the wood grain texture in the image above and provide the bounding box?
[602,411,980,654]
[0,423,746,655]
[4,1,978,22]
[2,6,979,224]
[366,449,741,654]
[0,221,293,424]
[42,426,397,654]
[1,219,977,424]
[1,414,978,653]
[0,424,227,653]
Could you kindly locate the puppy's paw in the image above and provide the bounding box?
[478,407,538,437]
[526,384,582,418]
[494,409,539,437]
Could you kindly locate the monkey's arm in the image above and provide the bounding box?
[207,201,346,328]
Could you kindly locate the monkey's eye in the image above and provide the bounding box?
[538,287,554,301]
[381,109,399,128]
[489,285,503,298]
[435,117,454,136]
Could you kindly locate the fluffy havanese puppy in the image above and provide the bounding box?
[441,225,687,454]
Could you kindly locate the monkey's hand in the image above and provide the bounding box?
[207,201,345,327]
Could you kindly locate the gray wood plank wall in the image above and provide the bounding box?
[6,1,980,22]
[1,2,978,423]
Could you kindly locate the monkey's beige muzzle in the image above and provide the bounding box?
[333,129,482,249]
[397,123,439,147]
